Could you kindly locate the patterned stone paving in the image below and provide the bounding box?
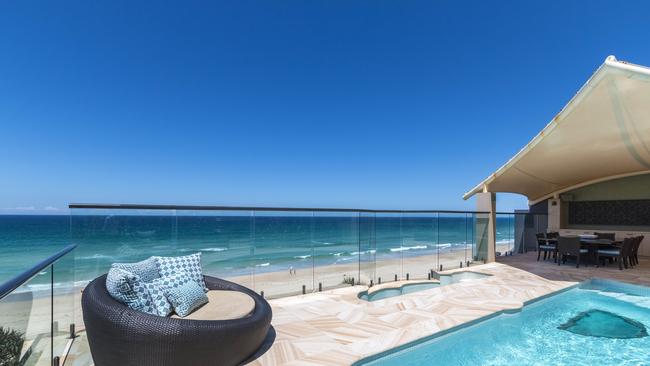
[67,253,650,366]
[248,253,650,365]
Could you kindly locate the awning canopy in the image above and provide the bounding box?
[464,56,650,204]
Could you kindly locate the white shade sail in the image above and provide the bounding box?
[464,56,650,204]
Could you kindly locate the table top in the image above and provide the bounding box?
[538,237,618,245]
[538,238,557,241]
[579,234,598,239]
[580,238,617,245]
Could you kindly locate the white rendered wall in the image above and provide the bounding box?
[476,192,496,263]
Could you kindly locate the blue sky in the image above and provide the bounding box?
[1,1,649,214]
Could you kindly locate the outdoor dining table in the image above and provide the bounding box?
[538,236,621,265]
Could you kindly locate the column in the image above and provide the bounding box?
[476,192,496,262]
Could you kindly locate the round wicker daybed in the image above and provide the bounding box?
[82,275,272,366]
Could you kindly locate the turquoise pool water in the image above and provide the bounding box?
[438,271,491,285]
[358,272,491,302]
[358,282,439,301]
[357,279,650,365]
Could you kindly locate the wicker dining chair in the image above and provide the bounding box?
[630,236,643,266]
[557,236,587,268]
[597,237,634,270]
[536,233,556,261]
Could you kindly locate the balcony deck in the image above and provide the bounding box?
[66,252,650,366]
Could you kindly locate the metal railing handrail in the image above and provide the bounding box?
[0,244,77,301]
[68,203,542,215]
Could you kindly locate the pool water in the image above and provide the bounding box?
[558,309,647,339]
[357,279,650,365]
[438,271,491,285]
[359,272,491,302]
[359,282,439,302]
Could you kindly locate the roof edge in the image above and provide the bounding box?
[463,55,650,201]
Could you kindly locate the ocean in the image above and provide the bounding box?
[0,214,516,289]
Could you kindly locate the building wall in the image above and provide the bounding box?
[529,199,548,214]
[545,173,650,256]
[561,173,650,231]
[564,173,650,201]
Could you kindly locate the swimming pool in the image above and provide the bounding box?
[438,271,491,285]
[358,272,491,302]
[358,282,439,301]
[356,279,650,365]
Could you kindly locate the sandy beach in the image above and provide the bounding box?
[226,244,510,298]
[0,289,80,366]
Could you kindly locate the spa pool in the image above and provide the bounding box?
[358,282,440,302]
[358,271,491,302]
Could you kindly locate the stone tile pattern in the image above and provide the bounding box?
[68,253,650,366]
[250,253,650,366]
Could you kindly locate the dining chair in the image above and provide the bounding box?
[597,237,634,270]
[549,233,560,261]
[557,236,587,268]
[536,233,555,261]
[546,232,559,239]
[630,235,644,266]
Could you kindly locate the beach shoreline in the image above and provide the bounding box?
[225,243,511,298]
[11,243,513,299]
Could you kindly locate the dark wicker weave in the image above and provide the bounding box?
[82,275,272,366]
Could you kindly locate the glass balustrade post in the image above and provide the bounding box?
[311,212,315,293]
[51,263,54,365]
[464,213,469,266]
[355,212,359,286]
[435,212,440,273]
[252,210,257,293]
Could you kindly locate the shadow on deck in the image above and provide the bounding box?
[497,251,650,286]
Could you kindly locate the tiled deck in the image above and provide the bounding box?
[68,253,650,366]
[249,252,650,365]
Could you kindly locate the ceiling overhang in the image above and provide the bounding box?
[464,56,650,204]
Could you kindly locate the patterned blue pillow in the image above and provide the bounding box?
[132,280,160,316]
[153,253,207,291]
[138,271,197,316]
[141,281,173,316]
[105,268,143,311]
[164,280,209,317]
[112,257,160,283]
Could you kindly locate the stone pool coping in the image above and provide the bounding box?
[248,258,578,365]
